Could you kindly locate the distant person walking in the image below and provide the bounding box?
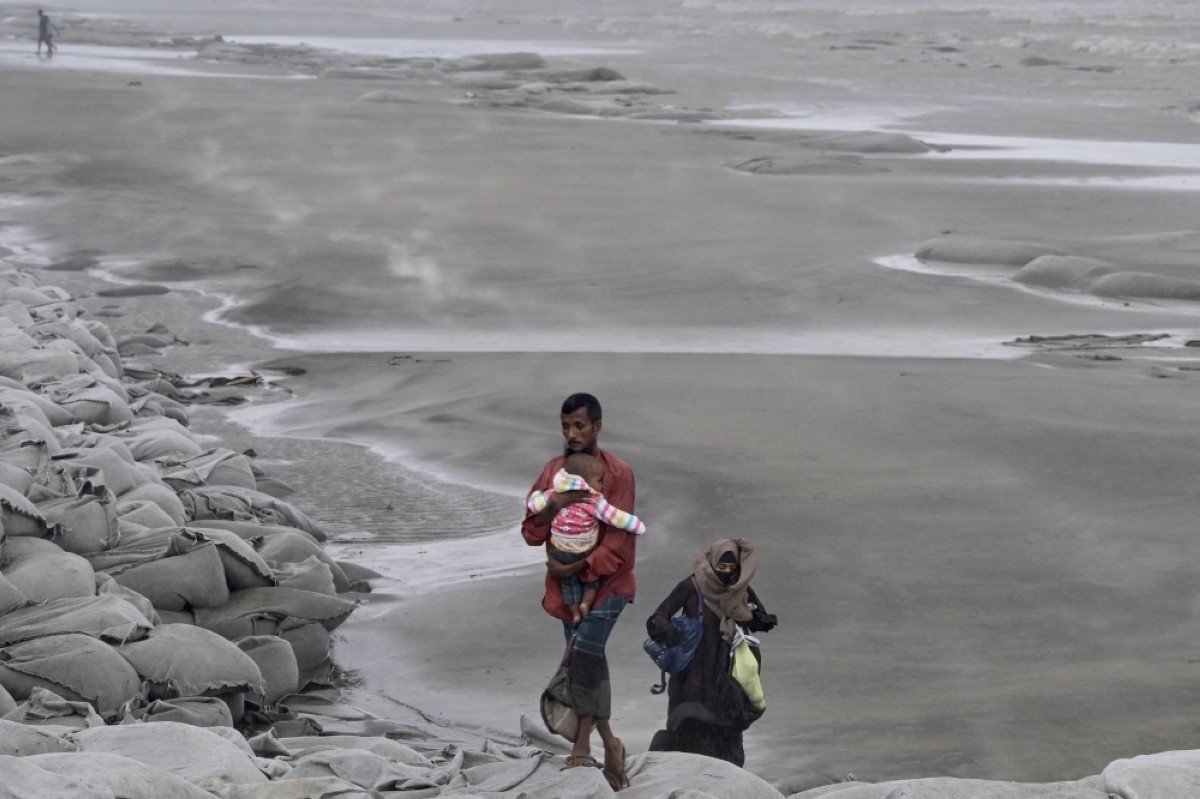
[37,9,57,57]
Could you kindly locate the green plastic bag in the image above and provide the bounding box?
[731,628,765,711]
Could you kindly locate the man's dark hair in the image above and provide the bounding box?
[561,392,602,422]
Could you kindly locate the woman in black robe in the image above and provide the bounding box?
[645,538,777,766]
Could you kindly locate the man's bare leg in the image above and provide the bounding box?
[560,713,597,769]
[597,719,629,790]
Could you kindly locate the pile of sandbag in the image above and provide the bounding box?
[0,269,390,794]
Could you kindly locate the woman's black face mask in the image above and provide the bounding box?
[717,567,739,586]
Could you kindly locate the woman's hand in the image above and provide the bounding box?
[646,615,681,645]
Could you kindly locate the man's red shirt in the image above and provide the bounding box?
[521,448,637,621]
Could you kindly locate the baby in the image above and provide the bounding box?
[527,452,646,624]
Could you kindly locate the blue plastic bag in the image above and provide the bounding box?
[643,584,705,694]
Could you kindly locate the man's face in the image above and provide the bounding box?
[561,407,601,455]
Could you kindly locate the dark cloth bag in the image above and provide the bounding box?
[540,636,579,741]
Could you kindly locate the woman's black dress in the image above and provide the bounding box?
[645,577,775,766]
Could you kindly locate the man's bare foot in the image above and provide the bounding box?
[603,737,629,790]
[569,604,582,626]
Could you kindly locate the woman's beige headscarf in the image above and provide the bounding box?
[692,538,757,642]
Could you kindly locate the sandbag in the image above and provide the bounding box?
[0,755,96,798]
[116,498,179,531]
[0,570,29,615]
[256,531,348,592]
[284,747,442,791]
[279,735,431,766]
[0,595,153,646]
[0,439,52,476]
[2,534,65,561]
[40,491,121,555]
[0,346,79,384]
[71,720,269,788]
[59,445,151,496]
[192,587,356,640]
[25,751,218,799]
[128,391,189,426]
[235,635,299,706]
[26,318,108,360]
[0,481,51,537]
[279,621,333,683]
[161,448,258,492]
[121,694,235,728]
[117,482,187,525]
[3,685,105,729]
[0,717,77,755]
[117,623,265,698]
[151,608,191,626]
[26,462,80,501]
[45,384,133,427]
[0,299,34,325]
[0,682,18,716]
[215,776,376,799]
[0,392,56,431]
[188,526,276,590]
[0,411,61,455]
[4,550,96,603]
[179,486,326,541]
[106,538,230,611]
[94,572,160,625]
[109,418,202,462]
[0,387,77,427]
[0,460,35,494]
[0,633,143,719]
[274,555,337,596]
